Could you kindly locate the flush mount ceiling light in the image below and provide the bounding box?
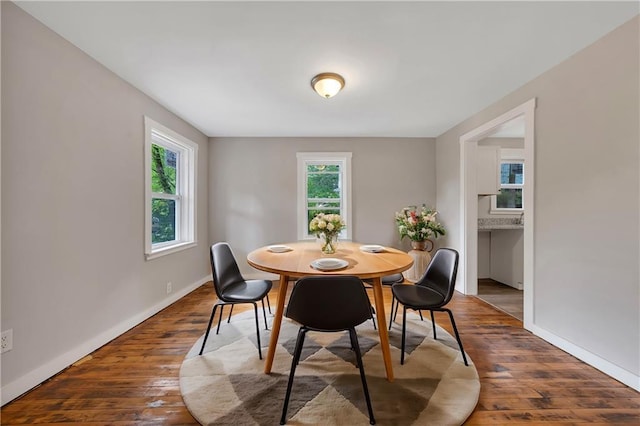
[311,72,345,98]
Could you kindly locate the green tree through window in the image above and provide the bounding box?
[297,152,351,240]
[151,144,178,243]
[145,117,197,259]
[306,165,341,224]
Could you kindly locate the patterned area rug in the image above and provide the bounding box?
[180,311,479,425]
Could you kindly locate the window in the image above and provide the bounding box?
[491,149,524,213]
[145,117,198,259]
[297,152,352,240]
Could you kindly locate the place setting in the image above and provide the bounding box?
[359,244,386,253]
[310,257,349,271]
[267,244,293,253]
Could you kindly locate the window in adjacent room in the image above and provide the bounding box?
[297,152,352,240]
[145,117,198,259]
[491,149,524,213]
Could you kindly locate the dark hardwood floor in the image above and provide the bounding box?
[2,283,638,424]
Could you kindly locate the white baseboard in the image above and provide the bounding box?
[528,323,640,391]
[1,275,211,406]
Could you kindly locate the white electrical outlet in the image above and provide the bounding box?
[1,329,13,354]
[166,282,172,294]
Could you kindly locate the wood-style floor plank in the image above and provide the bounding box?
[2,283,638,425]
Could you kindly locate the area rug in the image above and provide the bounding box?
[180,311,479,425]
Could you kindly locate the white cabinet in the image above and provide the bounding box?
[490,229,524,289]
[477,146,500,195]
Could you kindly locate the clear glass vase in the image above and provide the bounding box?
[320,232,338,255]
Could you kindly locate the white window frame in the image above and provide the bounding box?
[297,152,352,240]
[144,117,198,260]
[491,148,524,214]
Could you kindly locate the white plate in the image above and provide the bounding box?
[360,244,385,253]
[310,258,349,271]
[267,245,292,253]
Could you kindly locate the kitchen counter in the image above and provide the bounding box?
[478,217,524,230]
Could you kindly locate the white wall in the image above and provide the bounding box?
[208,137,436,277]
[436,16,639,385]
[1,3,210,403]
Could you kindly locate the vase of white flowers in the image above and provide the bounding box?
[309,213,345,255]
[319,232,339,255]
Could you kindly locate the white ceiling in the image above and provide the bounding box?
[16,1,638,138]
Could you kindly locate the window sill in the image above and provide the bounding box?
[146,241,197,261]
[490,209,523,215]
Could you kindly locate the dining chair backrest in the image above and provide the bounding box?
[210,242,244,300]
[285,276,372,332]
[417,248,459,305]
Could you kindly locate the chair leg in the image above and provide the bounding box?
[430,310,437,339]
[261,298,269,330]
[280,328,308,425]
[199,304,219,355]
[418,310,424,321]
[252,303,263,360]
[444,308,468,366]
[347,328,360,368]
[266,294,272,314]
[393,296,400,323]
[400,306,407,365]
[226,304,234,323]
[216,305,225,334]
[388,295,396,331]
[349,329,376,425]
[370,305,377,330]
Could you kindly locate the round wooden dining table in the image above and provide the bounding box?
[247,240,414,382]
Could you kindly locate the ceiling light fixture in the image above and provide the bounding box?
[311,72,345,98]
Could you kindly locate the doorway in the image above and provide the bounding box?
[459,98,535,329]
[475,117,525,321]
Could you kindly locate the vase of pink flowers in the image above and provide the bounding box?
[395,205,446,250]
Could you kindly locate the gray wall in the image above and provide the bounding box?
[436,16,639,377]
[209,137,436,276]
[1,3,210,398]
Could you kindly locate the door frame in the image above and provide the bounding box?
[459,98,536,328]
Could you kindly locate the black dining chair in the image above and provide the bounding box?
[280,276,376,425]
[390,248,468,366]
[199,242,272,359]
[222,291,271,325]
